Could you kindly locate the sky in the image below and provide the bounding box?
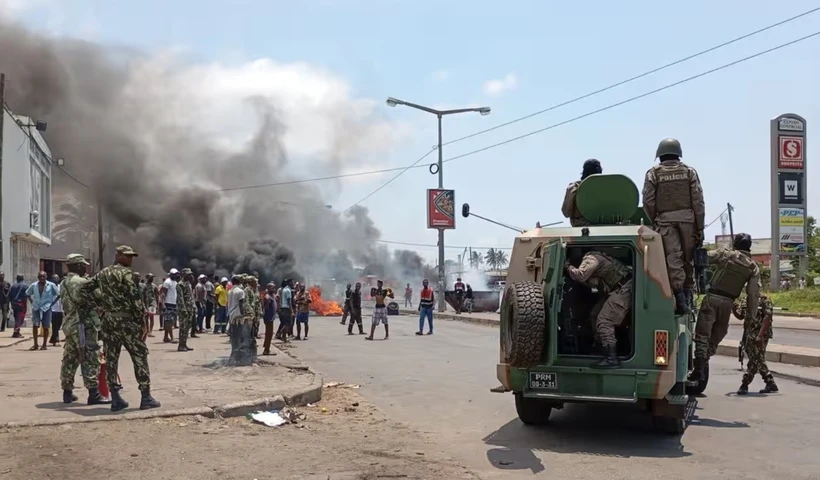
[2,0,818,266]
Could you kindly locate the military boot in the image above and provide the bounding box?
[63,390,78,404]
[139,389,161,410]
[87,388,112,405]
[592,345,619,368]
[110,389,129,412]
[736,383,750,395]
[674,292,690,315]
[760,382,779,394]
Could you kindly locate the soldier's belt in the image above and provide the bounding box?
[707,289,736,300]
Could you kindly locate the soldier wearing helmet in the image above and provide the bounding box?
[690,233,761,388]
[562,159,602,227]
[642,138,705,314]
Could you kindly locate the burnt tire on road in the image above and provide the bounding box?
[502,281,546,368]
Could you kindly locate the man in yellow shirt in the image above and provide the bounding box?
[214,277,229,334]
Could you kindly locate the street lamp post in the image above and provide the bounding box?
[386,97,491,312]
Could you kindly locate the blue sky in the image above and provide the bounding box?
[5,0,819,265]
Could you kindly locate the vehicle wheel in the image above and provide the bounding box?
[515,393,552,426]
[686,360,710,395]
[501,282,546,368]
[651,415,686,435]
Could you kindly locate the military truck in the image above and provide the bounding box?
[469,174,701,434]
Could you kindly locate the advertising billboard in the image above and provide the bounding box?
[778,207,805,253]
[427,189,456,229]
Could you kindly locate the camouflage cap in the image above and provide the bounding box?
[66,253,90,266]
[133,271,141,276]
[116,245,139,257]
[181,268,193,275]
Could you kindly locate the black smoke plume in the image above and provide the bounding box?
[0,19,435,287]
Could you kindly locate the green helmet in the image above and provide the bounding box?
[655,138,682,159]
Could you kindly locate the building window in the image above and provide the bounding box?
[28,139,51,238]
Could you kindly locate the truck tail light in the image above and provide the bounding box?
[654,330,669,366]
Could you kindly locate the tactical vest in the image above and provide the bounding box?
[592,252,630,293]
[710,251,753,299]
[654,163,692,214]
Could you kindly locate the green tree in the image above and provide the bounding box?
[791,216,819,272]
[485,249,499,271]
[496,250,509,270]
[468,251,483,269]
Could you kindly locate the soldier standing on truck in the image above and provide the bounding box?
[562,158,602,227]
[733,291,778,395]
[692,233,760,384]
[642,138,705,314]
[564,251,633,368]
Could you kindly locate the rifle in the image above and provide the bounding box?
[738,328,746,368]
[693,247,709,297]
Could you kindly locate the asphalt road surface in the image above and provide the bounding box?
[292,313,820,480]
[723,323,820,349]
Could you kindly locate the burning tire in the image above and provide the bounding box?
[501,281,546,368]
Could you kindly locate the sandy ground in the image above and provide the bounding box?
[0,387,477,480]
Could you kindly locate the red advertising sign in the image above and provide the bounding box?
[779,136,804,169]
[427,189,455,229]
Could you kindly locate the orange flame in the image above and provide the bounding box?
[308,286,344,316]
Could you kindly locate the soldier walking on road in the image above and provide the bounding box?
[565,251,633,368]
[177,268,195,352]
[642,138,705,314]
[734,292,779,395]
[85,245,160,412]
[562,159,602,227]
[60,254,111,406]
[692,233,760,386]
[347,282,364,335]
[340,283,352,326]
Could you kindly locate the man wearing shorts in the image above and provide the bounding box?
[366,280,393,341]
[26,271,59,351]
[294,283,311,340]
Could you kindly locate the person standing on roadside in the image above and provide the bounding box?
[262,282,278,355]
[26,271,59,351]
[416,279,435,336]
[347,282,364,335]
[50,274,64,345]
[143,274,158,337]
[366,280,392,341]
[0,272,10,333]
[404,283,413,308]
[195,275,207,335]
[453,278,465,314]
[204,274,215,331]
[84,245,160,412]
[734,292,778,395]
[294,283,311,340]
[59,254,110,406]
[9,275,28,338]
[276,279,293,342]
[159,269,179,344]
[176,268,196,352]
[340,283,352,326]
[214,277,229,334]
[464,284,474,314]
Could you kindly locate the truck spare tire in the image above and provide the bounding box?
[501,281,546,368]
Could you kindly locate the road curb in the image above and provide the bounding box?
[0,337,29,349]
[0,373,324,429]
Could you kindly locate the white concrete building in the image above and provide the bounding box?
[1,107,52,282]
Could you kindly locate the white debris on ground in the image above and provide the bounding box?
[325,381,360,388]
[249,406,304,427]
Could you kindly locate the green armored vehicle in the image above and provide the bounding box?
[474,174,700,434]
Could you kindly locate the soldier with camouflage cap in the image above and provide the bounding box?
[642,138,705,314]
[562,158,602,227]
[59,254,111,406]
[176,268,196,352]
[733,289,778,395]
[84,245,160,412]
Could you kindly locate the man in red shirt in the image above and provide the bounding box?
[415,279,435,336]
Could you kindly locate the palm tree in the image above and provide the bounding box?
[469,251,483,269]
[495,250,509,270]
[485,249,499,271]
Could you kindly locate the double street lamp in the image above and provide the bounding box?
[386,97,491,312]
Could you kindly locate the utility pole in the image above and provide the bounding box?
[727,203,735,238]
[96,200,104,271]
[436,114,445,312]
[0,73,6,267]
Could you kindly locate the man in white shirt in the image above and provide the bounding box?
[50,274,63,346]
[227,275,246,329]
[160,268,179,344]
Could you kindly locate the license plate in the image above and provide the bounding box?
[529,372,557,390]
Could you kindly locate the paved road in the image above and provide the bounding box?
[292,314,820,480]
[723,323,820,349]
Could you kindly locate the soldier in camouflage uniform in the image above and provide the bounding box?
[565,251,633,368]
[642,138,705,314]
[85,245,160,412]
[245,276,262,339]
[177,268,196,352]
[734,292,778,394]
[561,159,602,227]
[59,254,111,406]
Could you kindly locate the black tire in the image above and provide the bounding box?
[651,415,686,435]
[501,281,546,368]
[686,360,710,396]
[515,394,552,426]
